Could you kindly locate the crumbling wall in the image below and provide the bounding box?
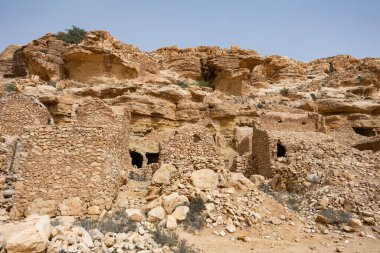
[0,93,51,136]
[0,137,18,212]
[252,127,271,177]
[160,124,225,171]
[73,99,131,172]
[8,99,131,218]
[256,112,324,132]
[11,125,124,217]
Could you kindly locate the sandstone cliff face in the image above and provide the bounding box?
[22,33,68,81]
[0,45,23,78]
[1,30,379,150]
[63,31,159,83]
[10,31,159,83]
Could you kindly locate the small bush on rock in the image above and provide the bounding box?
[55,26,86,44]
[152,227,179,246]
[174,239,197,253]
[280,87,289,96]
[184,196,206,230]
[75,208,137,233]
[6,83,16,92]
[176,81,189,88]
[194,80,211,87]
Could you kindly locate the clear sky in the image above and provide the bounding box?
[0,0,379,62]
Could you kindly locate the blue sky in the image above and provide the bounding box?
[0,0,379,62]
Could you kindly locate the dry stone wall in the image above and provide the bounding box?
[0,137,18,212]
[255,112,325,132]
[160,124,225,171]
[5,98,131,218]
[11,124,126,218]
[0,93,51,136]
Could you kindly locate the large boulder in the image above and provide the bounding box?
[151,164,177,185]
[147,206,165,222]
[0,215,51,253]
[162,193,189,214]
[191,169,219,190]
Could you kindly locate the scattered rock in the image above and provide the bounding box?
[171,206,189,221]
[191,169,219,190]
[148,206,165,222]
[125,208,144,221]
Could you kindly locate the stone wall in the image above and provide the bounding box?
[0,93,51,136]
[7,98,131,218]
[255,112,325,132]
[252,126,331,178]
[251,127,271,177]
[160,124,225,171]
[0,137,18,212]
[11,125,126,218]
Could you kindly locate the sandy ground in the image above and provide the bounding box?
[178,228,380,253]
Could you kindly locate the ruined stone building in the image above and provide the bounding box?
[160,124,225,172]
[0,94,131,218]
[251,112,326,178]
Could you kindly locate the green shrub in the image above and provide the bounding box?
[55,26,86,44]
[6,83,16,92]
[280,87,289,96]
[184,196,206,230]
[194,80,211,87]
[174,239,197,253]
[176,81,189,88]
[357,76,365,81]
[152,227,179,246]
[74,208,137,233]
[39,49,48,54]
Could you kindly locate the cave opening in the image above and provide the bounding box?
[146,152,159,164]
[353,127,375,137]
[130,151,143,168]
[193,134,201,143]
[276,142,286,157]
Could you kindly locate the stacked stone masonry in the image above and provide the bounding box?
[160,124,225,171]
[0,93,52,136]
[0,95,131,218]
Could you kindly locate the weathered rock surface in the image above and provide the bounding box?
[0,215,51,253]
[191,169,219,190]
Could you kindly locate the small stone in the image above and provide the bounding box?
[125,208,144,221]
[226,225,236,233]
[348,218,362,228]
[171,206,189,221]
[342,225,354,233]
[104,235,116,247]
[166,215,177,229]
[162,192,189,213]
[148,206,165,222]
[363,216,375,224]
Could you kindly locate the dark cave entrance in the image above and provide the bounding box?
[193,134,201,143]
[276,142,286,157]
[146,152,159,164]
[353,127,376,137]
[130,151,143,168]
